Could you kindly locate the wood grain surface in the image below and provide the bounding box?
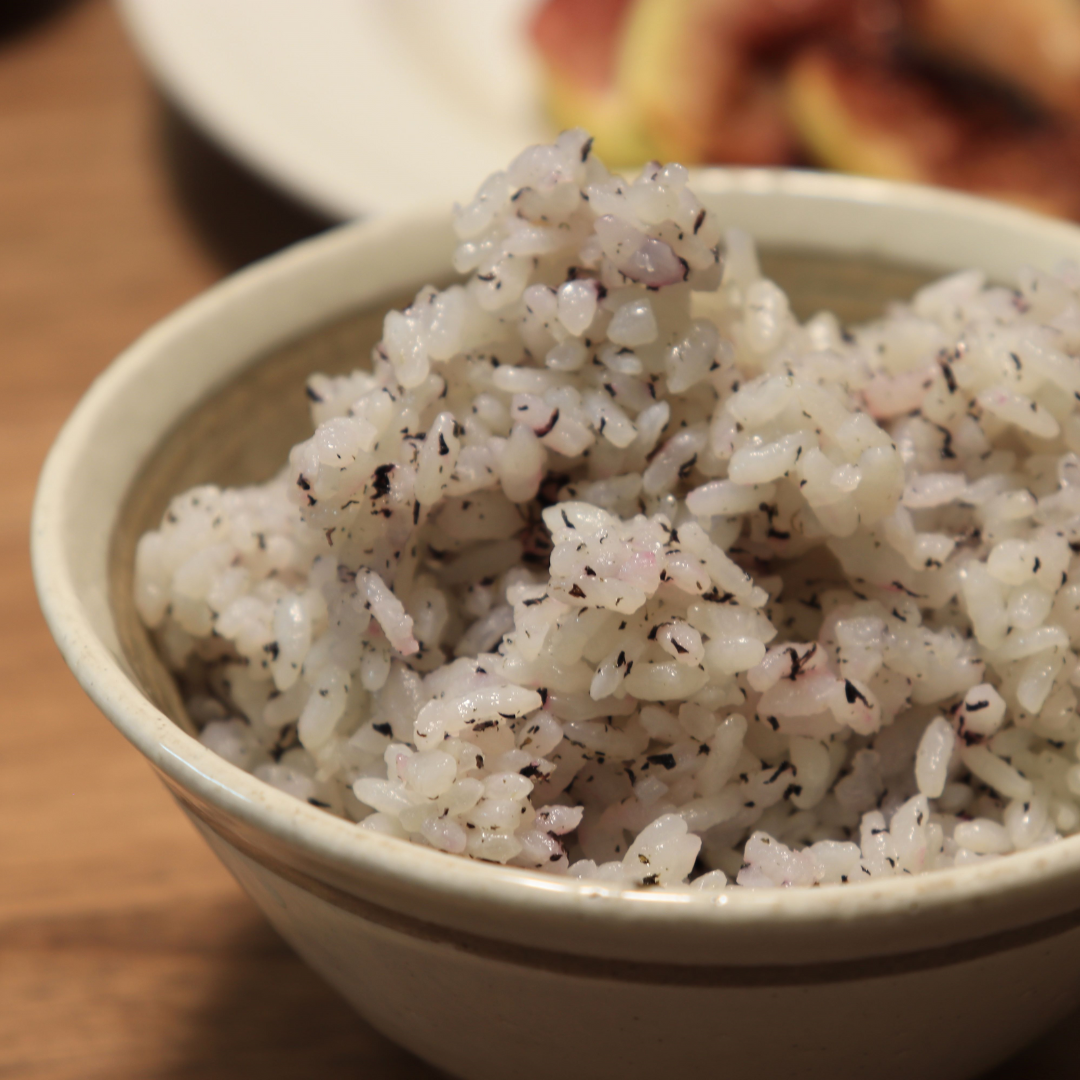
[0,2,1076,1077]
[1,3,429,1076]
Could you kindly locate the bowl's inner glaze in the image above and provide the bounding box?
[109,248,937,739]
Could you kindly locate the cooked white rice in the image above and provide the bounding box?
[135,130,1080,890]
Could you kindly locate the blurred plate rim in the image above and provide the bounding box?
[116,0,548,220]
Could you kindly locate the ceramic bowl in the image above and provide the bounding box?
[33,170,1080,1080]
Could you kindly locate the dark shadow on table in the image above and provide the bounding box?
[0,0,74,44]
[170,903,440,1080]
[156,100,336,274]
[980,1008,1080,1079]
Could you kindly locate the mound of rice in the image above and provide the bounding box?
[135,130,1080,890]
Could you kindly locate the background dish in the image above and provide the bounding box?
[117,0,548,219]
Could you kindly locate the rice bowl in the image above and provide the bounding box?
[32,155,1080,1080]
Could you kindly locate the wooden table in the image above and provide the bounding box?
[0,3,1076,1076]
[0,3,428,1076]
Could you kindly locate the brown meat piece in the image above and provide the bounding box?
[908,0,1080,120]
[787,43,1080,218]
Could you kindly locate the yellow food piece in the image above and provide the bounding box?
[616,0,717,163]
[538,66,660,169]
[784,52,928,183]
[533,0,792,169]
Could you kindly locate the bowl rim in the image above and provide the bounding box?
[32,166,1080,961]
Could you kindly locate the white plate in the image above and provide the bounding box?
[118,0,550,219]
